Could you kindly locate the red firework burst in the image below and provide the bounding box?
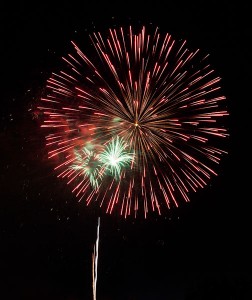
[37,25,229,218]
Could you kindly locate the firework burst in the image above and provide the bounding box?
[70,146,101,190]
[98,135,134,180]
[38,25,228,218]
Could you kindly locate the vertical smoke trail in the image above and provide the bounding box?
[92,217,100,300]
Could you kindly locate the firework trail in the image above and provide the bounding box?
[92,217,100,300]
[38,25,228,218]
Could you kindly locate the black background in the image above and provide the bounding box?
[1,1,250,299]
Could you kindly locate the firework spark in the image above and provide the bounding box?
[98,135,134,180]
[69,136,134,188]
[70,146,101,189]
[38,25,228,218]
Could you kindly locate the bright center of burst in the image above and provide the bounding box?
[109,156,119,166]
[134,122,138,127]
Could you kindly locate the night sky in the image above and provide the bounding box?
[1,1,251,299]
